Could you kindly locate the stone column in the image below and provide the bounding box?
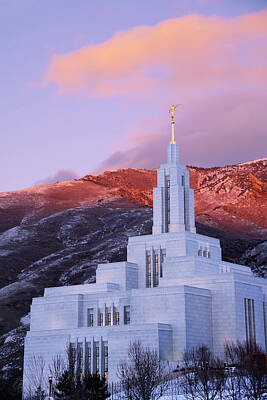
[83,338,87,375]
[99,336,104,377]
[156,248,160,285]
[111,302,115,326]
[94,303,98,328]
[91,337,95,373]
[103,303,106,326]
[151,246,155,287]
[119,304,124,325]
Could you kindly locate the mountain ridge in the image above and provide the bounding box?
[1,158,266,238]
[81,158,267,238]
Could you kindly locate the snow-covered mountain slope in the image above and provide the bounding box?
[1,158,266,239]
[0,180,109,233]
[82,158,267,238]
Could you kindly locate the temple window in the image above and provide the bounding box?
[87,308,94,327]
[87,345,91,374]
[115,311,120,325]
[244,298,256,344]
[124,306,130,325]
[263,302,267,350]
[95,345,100,373]
[198,245,210,257]
[77,342,83,372]
[99,312,104,326]
[166,178,170,232]
[160,249,166,278]
[146,252,151,288]
[203,249,210,258]
[153,252,159,287]
[104,345,108,377]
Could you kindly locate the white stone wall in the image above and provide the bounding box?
[184,289,213,351]
[23,323,172,391]
[96,262,138,290]
[234,280,266,348]
[30,294,83,331]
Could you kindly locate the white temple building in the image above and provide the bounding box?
[23,108,267,394]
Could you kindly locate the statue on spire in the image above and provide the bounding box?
[169,104,182,144]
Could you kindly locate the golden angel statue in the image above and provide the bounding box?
[169,104,182,122]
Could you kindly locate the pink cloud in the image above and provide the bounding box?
[44,9,267,169]
[45,9,267,98]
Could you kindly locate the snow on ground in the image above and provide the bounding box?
[109,394,185,400]
[20,312,31,327]
[238,158,267,165]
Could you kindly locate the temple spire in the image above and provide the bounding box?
[169,104,182,144]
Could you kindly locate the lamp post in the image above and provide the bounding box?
[44,376,54,400]
[49,376,52,396]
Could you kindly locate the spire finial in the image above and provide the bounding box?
[169,104,182,144]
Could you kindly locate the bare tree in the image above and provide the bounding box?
[225,341,267,400]
[117,340,169,400]
[48,354,66,384]
[180,345,225,400]
[24,354,47,398]
[224,341,245,400]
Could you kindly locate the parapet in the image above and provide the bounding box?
[96,261,138,290]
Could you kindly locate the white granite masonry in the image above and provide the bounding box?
[23,141,267,396]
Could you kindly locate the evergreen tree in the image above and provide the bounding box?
[82,373,110,400]
[54,370,110,400]
[33,386,46,400]
[54,370,75,400]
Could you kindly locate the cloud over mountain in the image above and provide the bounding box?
[34,169,79,185]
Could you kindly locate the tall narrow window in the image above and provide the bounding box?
[263,302,267,352]
[99,312,104,326]
[77,343,83,373]
[95,345,99,374]
[203,245,210,258]
[198,248,203,256]
[182,175,185,186]
[146,252,151,288]
[104,345,108,378]
[153,252,159,287]
[244,298,256,344]
[106,308,111,326]
[87,345,91,374]
[124,306,130,325]
[69,343,76,367]
[115,311,120,325]
[160,249,166,278]
[87,308,94,327]
[166,179,170,232]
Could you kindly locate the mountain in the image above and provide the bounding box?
[81,158,267,238]
[2,158,265,239]
[0,159,266,390]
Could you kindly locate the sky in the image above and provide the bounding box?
[0,0,267,192]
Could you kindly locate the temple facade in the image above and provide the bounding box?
[23,116,267,395]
